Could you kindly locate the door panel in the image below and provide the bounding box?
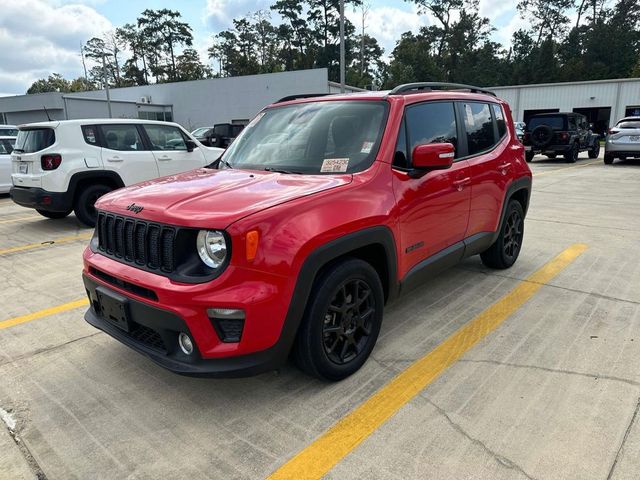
[465,103,512,236]
[98,124,159,185]
[143,124,206,176]
[0,153,11,192]
[392,101,471,278]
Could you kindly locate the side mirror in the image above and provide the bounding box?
[409,143,454,178]
[185,139,197,152]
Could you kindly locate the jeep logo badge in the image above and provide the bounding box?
[126,203,144,214]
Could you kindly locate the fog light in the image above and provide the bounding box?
[178,332,194,355]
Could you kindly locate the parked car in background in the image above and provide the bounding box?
[514,121,525,143]
[604,117,640,164]
[0,136,16,194]
[192,123,245,148]
[82,83,532,380]
[0,125,18,137]
[10,119,224,226]
[523,112,600,162]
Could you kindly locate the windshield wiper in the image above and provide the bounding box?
[205,155,232,169]
[264,167,302,174]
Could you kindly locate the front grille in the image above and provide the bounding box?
[97,212,176,273]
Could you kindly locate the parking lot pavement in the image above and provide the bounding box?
[1,154,639,479]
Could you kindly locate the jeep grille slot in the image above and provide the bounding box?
[96,212,177,274]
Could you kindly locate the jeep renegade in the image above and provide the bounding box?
[82,83,532,381]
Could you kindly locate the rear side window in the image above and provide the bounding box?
[463,102,495,155]
[144,124,187,151]
[405,102,458,162]
[492,104,507,138]
[0,128,18,136]
[98,124,144,151]
[529,116,565,130]
[13,128,55,153]
[82,125,99,146]
[0,139,14,154]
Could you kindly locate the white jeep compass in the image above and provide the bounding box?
[10,119,224,226]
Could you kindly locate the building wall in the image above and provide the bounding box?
[64,97,139,120]
[67,68,336,129]
[492,78,640,126]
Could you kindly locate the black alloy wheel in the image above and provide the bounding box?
[480,200,525,269]
[322,279,375,365]
[74,184,113,227]
[502,209,523,263]
[565,143,578,163]
[292,258,384,381]
[588,142,600,159]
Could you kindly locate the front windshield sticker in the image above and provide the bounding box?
[360,141,374,154]
[321,158,349,173]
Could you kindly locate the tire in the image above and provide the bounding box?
[546,153,557,159]
[588,142,600,159]
[480,200,525,270]
[74,184,112,227]
[604,153,614,165]
[531,125,554,149]
[564,143,578,163]
[292,258,384,381]
[525,151,534,163]
[36,209,71,219]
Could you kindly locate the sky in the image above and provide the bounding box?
[0,0,527,96]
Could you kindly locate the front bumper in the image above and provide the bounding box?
[10,186,72,212]
[83,273,289,377]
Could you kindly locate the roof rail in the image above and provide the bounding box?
[275,93,333,103]
[388,82,496,97]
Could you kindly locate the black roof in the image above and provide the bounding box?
[531,112,583,117]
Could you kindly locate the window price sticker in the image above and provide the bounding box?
[361,141,374,153]
[321,158,349,172]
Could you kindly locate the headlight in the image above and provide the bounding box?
[197,230,227,268]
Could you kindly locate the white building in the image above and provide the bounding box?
[491,78,640,135]
[0,68,362,129]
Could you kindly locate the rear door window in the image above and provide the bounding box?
[13,128,55,153]
[492,104,507,138]
[405,101,458,163]
[98,124,144,151]
[462,102,496,155]
[143,124,188,151]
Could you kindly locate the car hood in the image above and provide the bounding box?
[96,168,353,228]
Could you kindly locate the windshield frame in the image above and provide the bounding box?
[220,99,390,175]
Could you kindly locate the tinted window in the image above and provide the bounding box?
[82,125,99,146]
[14,128,55,153]
[568,116,577,130]
[405,102,458,162]
[529,116,565,130]
[617,121,640,129]
[463,102,495,155]
[144,124,187,151]
[0,139,14,154]
[99,124,144,151]
[492,104,507,138]
[0,128,18,136]
[393,119,408,168]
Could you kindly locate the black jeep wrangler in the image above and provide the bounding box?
[524,112,600,163]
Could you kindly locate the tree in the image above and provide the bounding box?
[26,74,95,94]
[516,0,575,45]
[176,49,212,81]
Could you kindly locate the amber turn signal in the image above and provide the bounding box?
[246,230,259,261]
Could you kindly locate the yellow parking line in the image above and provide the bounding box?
[0,215,36,225]
[0,233,92,256]
[0,298,89,330]
[267,243,588,480]
[534,159,600,177]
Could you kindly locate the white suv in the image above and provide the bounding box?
[10,119,224,226]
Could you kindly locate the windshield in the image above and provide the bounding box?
[14,128,55,153]
[192,127,211,137]
[221,100,388,174]
[617,121,640,129]
[528,116,565,130]
[0,128,18,136]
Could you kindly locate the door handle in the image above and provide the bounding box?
[106,156,123,162]
[453,177,471,191]
[498,162,511,169]
[157,155,171,161]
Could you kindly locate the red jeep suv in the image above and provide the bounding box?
[82,83,532,381]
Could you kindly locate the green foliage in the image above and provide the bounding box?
[26,0,640,94]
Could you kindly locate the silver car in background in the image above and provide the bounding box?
[605,117,640,164]
[0,136,16,193]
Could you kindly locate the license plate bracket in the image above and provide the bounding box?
[19,163,28,174]
[96,286,130,332]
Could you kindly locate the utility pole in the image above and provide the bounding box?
[101,54,113,118]
[339,0,345,93]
